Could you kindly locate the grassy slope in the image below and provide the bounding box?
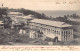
[65,20,80,45]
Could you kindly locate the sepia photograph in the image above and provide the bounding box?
[0,0,80,46]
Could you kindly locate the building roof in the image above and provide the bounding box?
[23,15,33,20]
[8,12,23,14]
[31,19,72,27]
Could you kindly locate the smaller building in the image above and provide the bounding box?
[8,12,24,17]
[19,29,26,35]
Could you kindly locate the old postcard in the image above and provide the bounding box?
[0,0,80,51]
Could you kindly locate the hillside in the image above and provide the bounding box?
[7,8,48,19]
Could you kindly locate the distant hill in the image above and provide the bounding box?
[7,8,48,19]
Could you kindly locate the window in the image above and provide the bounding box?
[52,30,54,33]
[64,31,65,35]
[35,34,36,37]
[49,29,50,31]
[66,36,67,40]
[69,35,70,38]
[55,30,56,34]
[57,31,58,34]
[66,31,67,34]
[58,31,60,35]
[68,31,70,34]
[64,36,65,39]
[51,29,52,33]
[62,31,63,36]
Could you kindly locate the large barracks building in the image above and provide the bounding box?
[29,19,73,42]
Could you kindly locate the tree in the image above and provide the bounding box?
[49,16,53,19]
[66,14,70,17]
[4,17,12,28]
[64,15,68,21]
[0,8,7,17]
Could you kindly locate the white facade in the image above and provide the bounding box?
[29,19,73,42]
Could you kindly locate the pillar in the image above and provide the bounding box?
[58,30,62,41]
[61,31,64,41]
[70,29,73,40]
[63,31,65,41]
[30,30,34,39]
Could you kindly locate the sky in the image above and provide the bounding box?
[0,0,80,10]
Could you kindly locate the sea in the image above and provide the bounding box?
[36,10,80,18]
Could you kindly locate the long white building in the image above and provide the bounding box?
[29,19,73,42]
